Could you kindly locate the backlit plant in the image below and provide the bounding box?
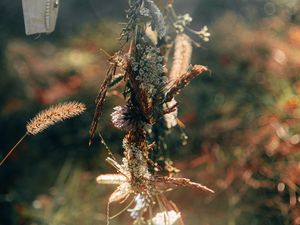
[89,0,213,224]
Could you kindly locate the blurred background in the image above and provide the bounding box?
[1,0,300,224]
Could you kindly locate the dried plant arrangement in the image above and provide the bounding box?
[1,0,212,224]
[89,0,213,224]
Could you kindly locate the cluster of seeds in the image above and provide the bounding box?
[132,41,167,96]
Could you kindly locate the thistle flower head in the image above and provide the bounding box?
[26,101,86,135]
[111,104,145,131]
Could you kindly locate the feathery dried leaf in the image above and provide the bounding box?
[169,34,193,83]
[165,65,208,102]
[26,101,86,135]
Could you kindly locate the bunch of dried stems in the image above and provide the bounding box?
[89,0,213,224]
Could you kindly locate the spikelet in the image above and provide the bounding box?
[96,174,127,185]
[26,102,86,135]
[169,34,193,83]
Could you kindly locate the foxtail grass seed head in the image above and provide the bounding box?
[1,101,85,167]
[26,101,86,135]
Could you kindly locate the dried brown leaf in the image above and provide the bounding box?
[89,65,115,145]
[165,65,208,102]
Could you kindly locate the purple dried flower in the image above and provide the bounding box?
[111,104,144,131]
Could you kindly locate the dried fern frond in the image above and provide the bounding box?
[169,34,193,83]
[165,65,208,102]
[26,101,86,135]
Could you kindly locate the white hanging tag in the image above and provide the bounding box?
[22,0,59,35]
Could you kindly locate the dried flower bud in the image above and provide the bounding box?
[195,25,211,42]
[173,13,193,33]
